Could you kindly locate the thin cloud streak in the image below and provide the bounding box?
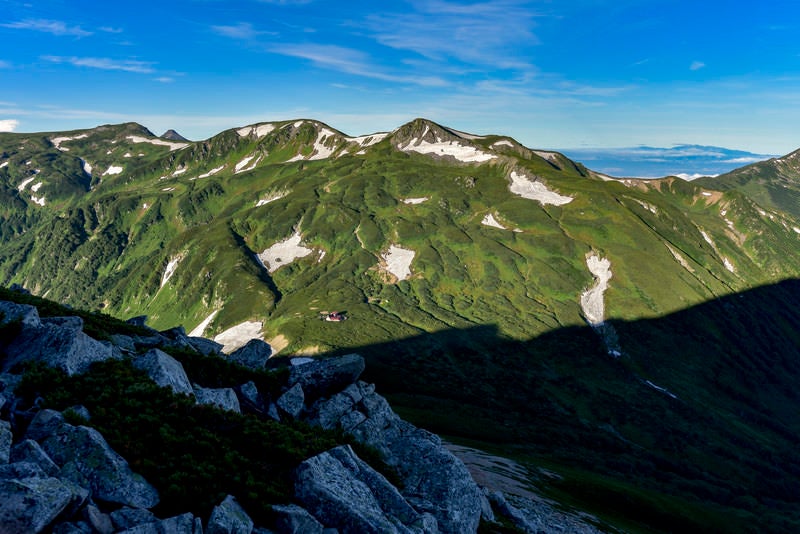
[271,43,448,87]
[42,56,156,74]
[1,19,92,37]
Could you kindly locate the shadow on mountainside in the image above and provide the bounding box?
[314,279,800,533]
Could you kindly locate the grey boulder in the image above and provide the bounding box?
[10,439,59,475]
[227,339,272,370]
[39,422,159,508]
[194,385,241,413]
[2,316,115,376]
[0,300,41,328]
[0,476,88,534]
[132,348,193,396]
[294,445,431,534]
[271,503,324,534]
[276,383,305,419]
[207,494,253,534]
[288,353,365,402]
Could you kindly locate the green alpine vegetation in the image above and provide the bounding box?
[1,117,799,532]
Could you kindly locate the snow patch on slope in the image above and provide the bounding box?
[481,213,506,229]
[237,123,276,138]
[402,197,428,205]
[580,255,612,326]
[509,171,573,206]
[256,191,289,207]
[0,161,8,168]
[491,140,514,148]
[665,244,694,273]
[50,133,88,152]
[382,245,415,281]
[30,195,46,206]
[349,132,388,147]
[126,135,188,151]
[257,231,314,273]
[80,159,92,177]
[189,310,218,337]
[30,182,43,192]
[214,321,264,354]
[235,155,261,174]
[197,165,224,179]
[160,256,182,288]
[533,150,558,162]
[398,134,496,163]
[17,176,37,191]
[103,165,123,176]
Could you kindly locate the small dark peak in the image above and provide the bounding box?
[161,129,189,142]
[391,118,461,146]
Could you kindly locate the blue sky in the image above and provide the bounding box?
[2,0,800,159]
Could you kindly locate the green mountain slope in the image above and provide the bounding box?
[1,117,799,531]
[696,149,800,219]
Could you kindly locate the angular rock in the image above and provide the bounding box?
[188,336,224,356]
[2,318,115,376]
[320,383,482,534]
[83,503,114,534]
[271,503,324,534]
[276,383,304,419]
[0,300,41,328]
[52,521,93,533]
[266,402,281,422]
[110,507,157,530]
[235,381,265,414]
[307,383,362,430]
[194,386,241,413]
[110,334,137,353]
[0,476,86,533]
[10,439,59,475]
[0,419,11,464]
[294,445,426,534]
[0,460,48,480]
[39,423,160,508]
[227,339,272,370]
[207,494,253,534]
[132,348,193,396]
[288,354,365,402]
[119,512,199,534]
[159,326,195,350]
[25,409,66,441]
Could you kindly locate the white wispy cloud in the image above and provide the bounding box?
[1,19,92,37]
[690,61,705,71]
[42,55,155,74]
[0,119,19,132]
[364,0,540,69]
[271,43,448,86]
[154,76,175,83]
[211,22,274,40]
[99,26,124,34]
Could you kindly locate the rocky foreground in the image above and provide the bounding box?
[0,294,506,533]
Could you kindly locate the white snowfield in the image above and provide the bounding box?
[288,127,339,162]
[491,140,514,148]
[257,231,314,273]
[349,132,388,148]
[31,195,46,206]
[0,161,8,168]
[533,150,558,162]
[188,310,219,337]
[481,213,506,229]
[256,191,288,207]
[399,136,496,163]
[794,227,800,234]
[508,171,573,206]
[160,257,181,288]
[235,155,261,174]
[382,245,415,281]
[103,165,123,176]
[214,321,265,354]
[172,167,187,177]
[401,197,428,205]
[124,153,132,158]
[723,257,735,273]
[30,182,43,192]
[237,123,276,138]
[80,159,92,177]
[126,135,188,151]
[197,165,225,179]
[50,133,88,152]
[17,176,37,191]
[580,254,612,326]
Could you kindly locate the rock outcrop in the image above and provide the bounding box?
[0,295,510,533]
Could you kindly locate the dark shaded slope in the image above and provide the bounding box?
[320,279,800,533]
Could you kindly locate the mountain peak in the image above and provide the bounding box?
[161,129,189,142]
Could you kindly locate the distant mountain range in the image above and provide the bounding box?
[1,117,800,531]
[560,144,778,179]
